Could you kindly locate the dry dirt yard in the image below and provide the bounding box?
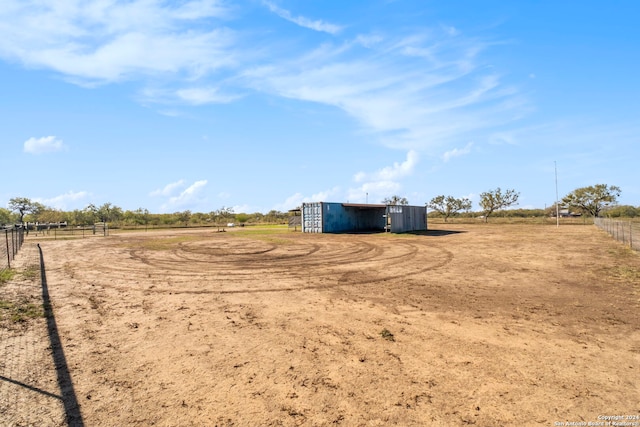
[1,223,639,426]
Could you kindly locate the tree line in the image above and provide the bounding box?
[2,184,635,227]
[0,198,290,227]
[422,184,635,222]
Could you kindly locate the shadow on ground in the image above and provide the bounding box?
[406,229,467,236]
[38,244,85,427]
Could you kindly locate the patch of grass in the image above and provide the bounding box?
[0,299,44,323]
[380,328,395,342]
[0,269,16,285]
[609,266,640,282]
[21,265,39,280]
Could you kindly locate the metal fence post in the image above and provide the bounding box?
[5,229,10,268]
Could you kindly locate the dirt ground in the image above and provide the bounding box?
[1,223,639,426]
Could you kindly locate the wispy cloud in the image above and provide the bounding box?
[175,87,241,105]
[274,187,341,211]
[442,142,473,162]
[23,136,66,154]
[346,151,419,204]
[162,180,208,211]
[140,86,242,105]
[263,1,343,35]
[244,31,526,152]
[150,179,186,197]
[231,204,251,214]
[3,2,528,158]
[35,191,90,209]
[346,181,402,204]
[354,150,418,182]
[0,0,234,85]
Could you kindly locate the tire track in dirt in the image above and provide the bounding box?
[121,239,453,294]
[64,235,454,295]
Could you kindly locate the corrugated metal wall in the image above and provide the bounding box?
[388,205,427,233]
[303,202,426,233]
[302,202,323,233]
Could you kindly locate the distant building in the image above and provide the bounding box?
[556,208,581,218]
[302,202,427,233]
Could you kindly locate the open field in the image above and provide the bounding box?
[2,223,639,426]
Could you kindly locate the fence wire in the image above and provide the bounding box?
[0,243,66,426]
[1,227,25,273]
[594,218,639,251]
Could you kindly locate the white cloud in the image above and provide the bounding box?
[162,180,208,211]
[3,2,528,156]
[354,150,418,182]
[346,181,402,204]
[346,151,419,204]
[150,179,186,197]
[35,191,90,209]
[23,136,65,154]
[175,87,241,105]
[244,31,526,152]
[0,0,234,85]
[140,86,242,105]
[444,26,459,37]
[273,187,341,211]
[488,131,518,145]
[442,142,473,162]
[263,1,343,35]
[231,204,251,214]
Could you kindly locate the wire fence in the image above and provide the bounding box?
[1,227,25,272]
[594,217,640,251]
[28,223,109,240]
[0,243,69,425]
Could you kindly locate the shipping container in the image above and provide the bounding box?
[386,205,427,233]
[302,202,426,233]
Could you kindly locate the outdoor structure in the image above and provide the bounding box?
[288,208,302,231]
[302,202,427,234]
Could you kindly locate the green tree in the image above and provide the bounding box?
[264,209,286,223]
[562,184,621,218]
[122,208,150,226]
[479,188,520,222]
[0,207,17,225]
[603,205,639,218]
[136,208,151,228]
[251,212,264,224]
[95,203,123,223]
[235,213,250,224]
[427,195,472,222]
[71,208,94,225]
[85,204,99,223]
[36,208,65,223]
[382,195,409,205]
[176,210,192,226]
[191,212,209,224]
[8,197,40,223]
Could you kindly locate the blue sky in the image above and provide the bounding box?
[1,0,638,214]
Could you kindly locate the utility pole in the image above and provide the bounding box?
[555,161,559,228]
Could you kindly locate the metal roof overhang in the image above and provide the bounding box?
[341,203,386,209]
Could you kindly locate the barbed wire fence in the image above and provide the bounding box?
[594,218,639,251]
